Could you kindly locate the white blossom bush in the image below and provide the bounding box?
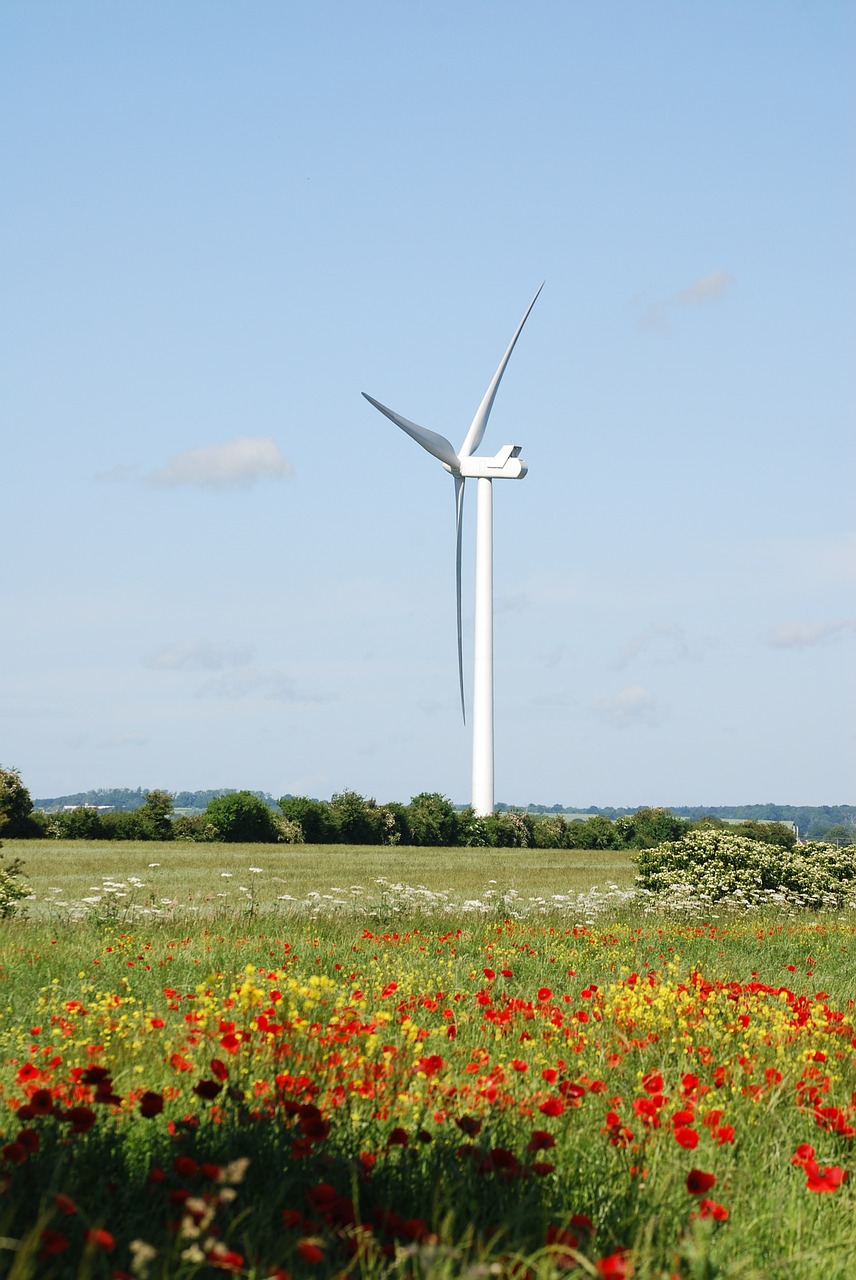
[634,828,856,909]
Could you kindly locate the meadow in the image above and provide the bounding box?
[0,841,854,1278]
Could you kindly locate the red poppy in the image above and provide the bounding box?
[483,968,496,979]
[686,1169,717,1196]
[174,1155,199,1178]
[2,1142,26,1164]
[297,1240,324,1264]
[63,1106,96,1134]
[806,1164,847,1194]
[139,1091,164,1118]
[537,987,553,1001]
[596,1249,633,1278]
[695,1198,729,1220]
[456,1115,481,1137]
[532,1161,555,1176]
[282,1208,303,1228]
[39,1230,69,1257]
[85,1228,115,1252]
[210,1058,229,1080]
[192,1079,223,1100]
[54,1193,77,1216]
[674,1127,699,1150]
[539,1097,564,1117]
[527,1130,556,1152]
[387,1127,409,1147]
[511,1059,529,1072]
[29,1089,54,1115]
[641,1071,664,1095]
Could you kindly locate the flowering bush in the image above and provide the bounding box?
[634,828,856,909]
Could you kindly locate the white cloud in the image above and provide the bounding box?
[611,623,718,669]
[635,269,736,333]
[766,620,856,649]
[144,639,253,671]
[674,269,736,306]
[149,436,293,489]
[590,684,665,728]
[94,463,141,483]
[195,667,330,703]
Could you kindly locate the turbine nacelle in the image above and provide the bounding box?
[452,445,527,480]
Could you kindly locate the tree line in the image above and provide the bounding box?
[1,766,817,850]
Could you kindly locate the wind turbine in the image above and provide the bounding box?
[362,284,543,817]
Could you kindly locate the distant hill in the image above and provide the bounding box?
[34,787,278,813]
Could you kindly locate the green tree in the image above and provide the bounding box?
[204,792,282,843]
[328,791,386,845]
[49,807,107,840]
[137,790,175,840]
[483,810,535,848]
[405,793,459,846]
[819,824,852,847]
[278,797,337,844]
[533,814,573,849]
[729,820,797,850]
[0,766,38,837]
[614,808,690,849]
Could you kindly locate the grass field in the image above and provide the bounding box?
[2,841,855,1278]
[1,840,636,920]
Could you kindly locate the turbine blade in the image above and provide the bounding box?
[455,474,466,724]
[458,282,544,458]
[362,392,460,470]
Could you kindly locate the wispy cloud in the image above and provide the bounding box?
[102,732,147,748]
[148,436,293,489]
[611,623,714,670]
[766,620,856,649]
[195,667,331,704]
[94,463,141,483]
[634,269,736,333]
[590,684,665,728]
[144,639,253,671]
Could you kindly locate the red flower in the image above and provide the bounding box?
[193,1079,223,1101]
[29,1089,54,1115]
[532,1161,555,1176]
[511,1059,529,1073]
[527,1130,556,1152]
[456,1115,481,1137]
[282,1208,303,1228]
[806,1164,847,1194]
[483,968,496,979]
[63,1106,96,1134]
[641,1071,664,1095]
[537,987,553,1001]
[54,1193,77,1216]
[297,1240,324,1264]
[139,1091,164,1118]
[674,1127,699,1150]
[686,1169,717,1196]
[39,1230,69,1257]
[539,1097,564,1117]
[695,1198,729,1221]
[791,1143,816,1169]
[387,1127,409,1147]
[2,1142,26,1164]
[210,1058,229,1080]
[85,1228,115,1252]
[174,1155,199,1179]
[596,1249,633,1278]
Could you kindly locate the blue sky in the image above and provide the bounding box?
[2,1,853,807]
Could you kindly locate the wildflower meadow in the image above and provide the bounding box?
[1,841,855,1278]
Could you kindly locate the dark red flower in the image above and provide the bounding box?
[387,1127,409,1147]
[192,1079,223,1101]
[297,1240,324,1264]
[686,1169,717,1196]
[139,1091,164,1118]
[39,1230,69,1257]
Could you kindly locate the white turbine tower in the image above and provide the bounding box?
[362,284,543,817]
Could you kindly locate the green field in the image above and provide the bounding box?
[2,839,636,920]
